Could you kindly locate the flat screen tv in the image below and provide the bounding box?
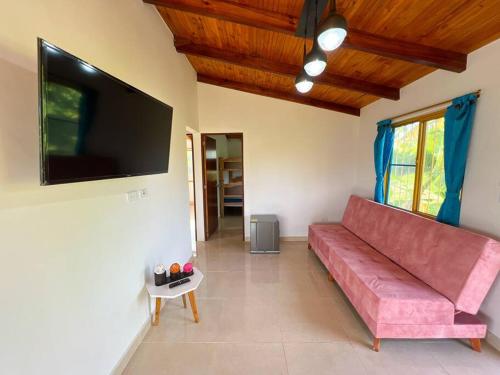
[38,39,173,185]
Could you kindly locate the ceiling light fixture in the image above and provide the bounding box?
[295,1,314,93]
[304,0,327,77]
[317,0,348,52]
[295,69,313,93]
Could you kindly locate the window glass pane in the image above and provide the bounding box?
[419,117,446,216]
[391,121,419,165]
[387,165,416,210]
[387,121,419,210]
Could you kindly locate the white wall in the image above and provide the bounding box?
[227,138,243,157]
[210,134,229,159]
[354,40,500,341]
[0,1,197,374]
[197,83,360,238]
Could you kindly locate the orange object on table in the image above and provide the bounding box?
[170,263,181,274]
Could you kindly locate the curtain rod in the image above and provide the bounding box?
[390,90,481,123]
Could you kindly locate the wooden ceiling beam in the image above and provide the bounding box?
[175,39,399,100]
[343,30,467,73]
[145,0,467,72]
[197,74,360,116]
[145,0,297,34]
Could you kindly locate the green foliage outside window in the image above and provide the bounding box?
[387,122,418,211]
[419,118,446,216]
[386,114,446,217]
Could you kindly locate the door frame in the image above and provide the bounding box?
[201,134,218,239]
[186,133,197,241]
[201,133,245,241]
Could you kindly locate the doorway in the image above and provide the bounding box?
[186,133,197,252]
[201,133,244,240]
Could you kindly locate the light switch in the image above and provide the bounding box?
[127,191,139,202]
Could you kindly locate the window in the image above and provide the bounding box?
[386,111,446,217]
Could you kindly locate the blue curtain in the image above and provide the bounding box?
[436,93,478,226]
[374,119,394,203]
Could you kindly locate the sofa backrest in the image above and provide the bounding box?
[342,195,500,314]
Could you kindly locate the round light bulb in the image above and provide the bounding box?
[317,12,348,52]
[296,79,314,93]
[295,71,314,94]
[304,59,327,77]
[304,41,328,77]
[318,27,347,51]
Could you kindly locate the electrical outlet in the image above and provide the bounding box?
[127,191,139,202]
[139,188,148,199]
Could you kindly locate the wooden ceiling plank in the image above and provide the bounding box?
[197,74,360,116]
[144,0,297,34]
[145,0,468,72]
[175,38,400,100]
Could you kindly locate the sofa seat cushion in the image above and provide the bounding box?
[310,224,455,325]
[308,224,350,262]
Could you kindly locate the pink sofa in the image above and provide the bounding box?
[308,195,500,352]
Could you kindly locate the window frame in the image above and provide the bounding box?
[384,109,446,219]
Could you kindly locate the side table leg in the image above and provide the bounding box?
[153,297,161,326]
[188,291,199,323]
[182,294,187,308]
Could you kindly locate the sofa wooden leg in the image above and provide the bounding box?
[328,273,334,282]
[470,338,481,352]
[372,338,381,352]
[308,243,312,250]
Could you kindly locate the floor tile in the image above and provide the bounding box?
[122,343,217,375]
[430,340,500,375]
[278,298,351,343]
[213,343,288,375]
[352,340,449,375]
[284,342,367,375]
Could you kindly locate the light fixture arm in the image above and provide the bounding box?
[330,0,337,13]
[303,0,309,63]
[314,0,319,38]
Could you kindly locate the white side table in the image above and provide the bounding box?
[146,267,204,326]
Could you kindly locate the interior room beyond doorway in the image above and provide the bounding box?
[202,133,244,240]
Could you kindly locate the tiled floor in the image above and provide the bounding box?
[123,227,500,374]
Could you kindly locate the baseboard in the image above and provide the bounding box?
[110,317,150,375]
[486,330,500,352]
[244,236,308,242]
[280,236,308,242]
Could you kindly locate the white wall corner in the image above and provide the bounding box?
[110,317,151,375]
[486,330,500,352]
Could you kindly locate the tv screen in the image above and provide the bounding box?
[38,39,173,185]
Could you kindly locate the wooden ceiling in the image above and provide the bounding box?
[146,0,500,115]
